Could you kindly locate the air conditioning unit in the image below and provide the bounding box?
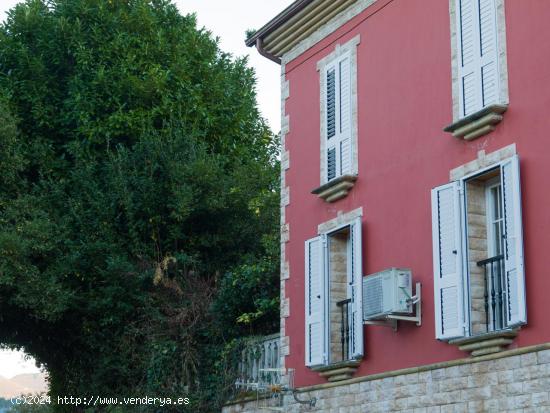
[362,268,412,321]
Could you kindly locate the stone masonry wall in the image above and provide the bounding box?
[223,345,550,413]
[466,180,489,336]
[328,231,349,364]
[279,63,291,371]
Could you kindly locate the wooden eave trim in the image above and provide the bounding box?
[268,0,357,56]
[244,0,315,47]
[246,0,359,61]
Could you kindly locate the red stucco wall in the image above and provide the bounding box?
[282,0,550,387]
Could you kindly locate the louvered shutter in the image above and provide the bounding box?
[327,148,337,181]
[305,236,327,366]
[339,56,352,176]
[432,182,466,340]
[324,52,352,182]
[458,0,479,116]
[348,217,363,359]
[457,0,498,117]
[325,65,338,183]
[500,156,526,326]
[479,0,498,107]
[326,68,336,140]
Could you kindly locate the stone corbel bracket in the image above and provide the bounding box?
[449,329,518,357]
[444,104,508,141]
[311,359,361,382]
[311,174,357,203]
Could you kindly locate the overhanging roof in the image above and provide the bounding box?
[246,0,358,64]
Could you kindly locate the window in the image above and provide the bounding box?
[305,218,363,366]
[431,155,526,340]
[317,35,359,188]
[484,178,506,330]
[323,54,352,181]
[456,0,501,118]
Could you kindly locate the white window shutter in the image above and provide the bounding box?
[339,56,352,176]
[458,0,480,117]
[479,0,498,107]
[457,0,499,117]
[326,67,337,140]
[324,53,352,182]
[500,155,527,326]
[431,182,466,340]
[348,217,363,359]
[305,236,326,366]
[325,65,338,182]
[327,147,337,182]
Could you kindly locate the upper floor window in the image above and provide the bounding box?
[316,36,360,188]
[324,54,352,181]
[445,0,509,139]
[457,0,500,117]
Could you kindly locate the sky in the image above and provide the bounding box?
[0,349,41,379]
[0,0,292,379]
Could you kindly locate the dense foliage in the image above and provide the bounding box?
[0,398,12,412]
[0,0,279,411]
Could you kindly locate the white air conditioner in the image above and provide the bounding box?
[362,268,412,321]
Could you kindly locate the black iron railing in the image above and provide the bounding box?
[477,254,505,332]
[336,298,352,361]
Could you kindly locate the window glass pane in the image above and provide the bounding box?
[495,221,502,255]
[492,187,499,218]
[497,185,502,220]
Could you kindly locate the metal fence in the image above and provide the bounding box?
[336,298,352,362]
[236,333,280,389]
[477,254,505,332]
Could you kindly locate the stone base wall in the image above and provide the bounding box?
[223,345,550,413]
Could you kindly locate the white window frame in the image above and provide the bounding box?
[484,176,506,331]
[325,219,363,363]
[305,210,364,367]
[433,155,526,340]
[317,35,360,185]
[449,0,509,121]
[323,56,351,182]
[485,177,504,257]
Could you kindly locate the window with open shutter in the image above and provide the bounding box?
[348,217,363,359]
[305,236,326,366]
[431,182,466,340]
[324,53,352,182]
[432,150,526,342]
[456,0,499,118]
[500,155,527,326]
[306,211,364,368]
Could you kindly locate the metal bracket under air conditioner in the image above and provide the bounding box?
[364,282,422,332]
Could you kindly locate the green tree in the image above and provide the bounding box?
[0,0,279,411]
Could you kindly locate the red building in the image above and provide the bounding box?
[226,1,550,411]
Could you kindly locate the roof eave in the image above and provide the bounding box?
[245,0,359,64]
[244,0,315,48]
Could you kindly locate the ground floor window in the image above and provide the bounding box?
[305,217,363,366]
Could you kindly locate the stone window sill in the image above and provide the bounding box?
[311,174,357,203]
[449,328,518,357]
[310,359,361,382]
[444,104,508,141]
